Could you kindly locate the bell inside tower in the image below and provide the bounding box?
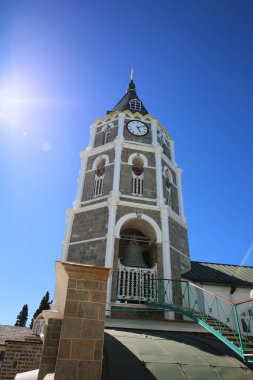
[116,219,158,303]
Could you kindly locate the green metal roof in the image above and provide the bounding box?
[183,261,253,287]
[109,80,149,116]
[102,329,253,380]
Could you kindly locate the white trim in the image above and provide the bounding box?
[170,244,190,260]
[92,154,110,169]
[85,162,114,174]
[124,141,153,150]
[169,208,188,228]
[72,201,108,213]
[176,168,185,220]
[69,236,107,245]
[119,199,158,211]
[161,152,178,172]
[81,194,109,205]
[115,212,162,243]
[121,162,155,170]
[61,209,75,261]
[120,194,156,202]
[102,122,114,132]
[163,165,174,184]
[128,152,148,167]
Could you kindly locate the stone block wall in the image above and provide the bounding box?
[70,208,108,243]
[94,126,118,148]
[53,263,111,380]
[123,125,152,144]
[169,218,189,258]
[86,150,115,171]
[38,319,62,380]
[68,239,107,266]
[0,340,42,380]
[82,165,113,201]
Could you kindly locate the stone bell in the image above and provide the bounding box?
[121,238,148,268]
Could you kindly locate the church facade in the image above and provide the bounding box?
[61,78,190,311]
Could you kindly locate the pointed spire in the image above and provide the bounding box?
[108,73,149,115]
[127,68,136,93]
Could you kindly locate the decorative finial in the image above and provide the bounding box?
[130,68,134,81]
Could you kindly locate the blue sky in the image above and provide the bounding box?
[0,0,252,325]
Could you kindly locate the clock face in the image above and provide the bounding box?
[126,120,149,136]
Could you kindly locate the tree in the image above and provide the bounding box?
[14,304,28,327]
[30,291,51,329]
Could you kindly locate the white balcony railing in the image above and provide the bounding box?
[116,262,157,302]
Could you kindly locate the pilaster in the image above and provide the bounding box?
[104,197,118,313]
[88,123,96,149]
[176,168,185,220]
[73,151,88,209]
[61,209,75,262]
[118,112,126,138]
[154,144,165,207]
[112,136,124,198]
[151,118,158,145]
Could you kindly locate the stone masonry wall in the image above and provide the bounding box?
[70,208,108,243]
[82,165,113,202]
[120,165,156,199]
[94,126,118,148]
[122,149,156,167]
[169,218,189,257]
[53,263,110,380]
[116,206,161,228]
[123,124,152,144]
[86,149,115,171]
[38,319,62,380]
[0,340,42,380]
[68,239,106,267]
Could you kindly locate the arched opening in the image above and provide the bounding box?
[116,217,159,303]
[131,156,144,196]
[93,158,105,197]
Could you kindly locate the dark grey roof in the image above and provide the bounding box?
[0,325,35,345]
[183,261,253,287]
[102,329,253,379]
[109,80,149,116]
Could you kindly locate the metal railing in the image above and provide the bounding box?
[146,279,253,362]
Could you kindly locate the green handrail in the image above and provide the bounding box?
[143,279,253,362]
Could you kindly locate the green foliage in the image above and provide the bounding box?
[14,304,28,327]
[30,291,51,329]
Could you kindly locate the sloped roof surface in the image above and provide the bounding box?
[183,261,253,286]
[0,325,34,345]
[102,329,253,380]
[109,80,149,116]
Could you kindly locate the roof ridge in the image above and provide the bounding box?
[191,260,253,268]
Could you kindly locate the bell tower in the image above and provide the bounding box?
[61,76,190,312]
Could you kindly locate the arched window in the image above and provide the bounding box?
[104,127,112,144]
[164,168,172,206]
[93,158,105,197]
[131,156,144,196]
[129,98,141,111]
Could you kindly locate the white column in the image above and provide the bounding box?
[154,144,164,207]
[118,113,126,138]
[170,139,176,164]
[105,197,118,314]
[88,123,96,149]
[176,168,186,220]
[73,151,88,209]
[160,206,174,320]
[61,208,75,261]
[112,137,123,198]
[151,118,158,145]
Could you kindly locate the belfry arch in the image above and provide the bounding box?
[111,213,163,303]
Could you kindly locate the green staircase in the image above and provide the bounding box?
[146,279,253,363]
